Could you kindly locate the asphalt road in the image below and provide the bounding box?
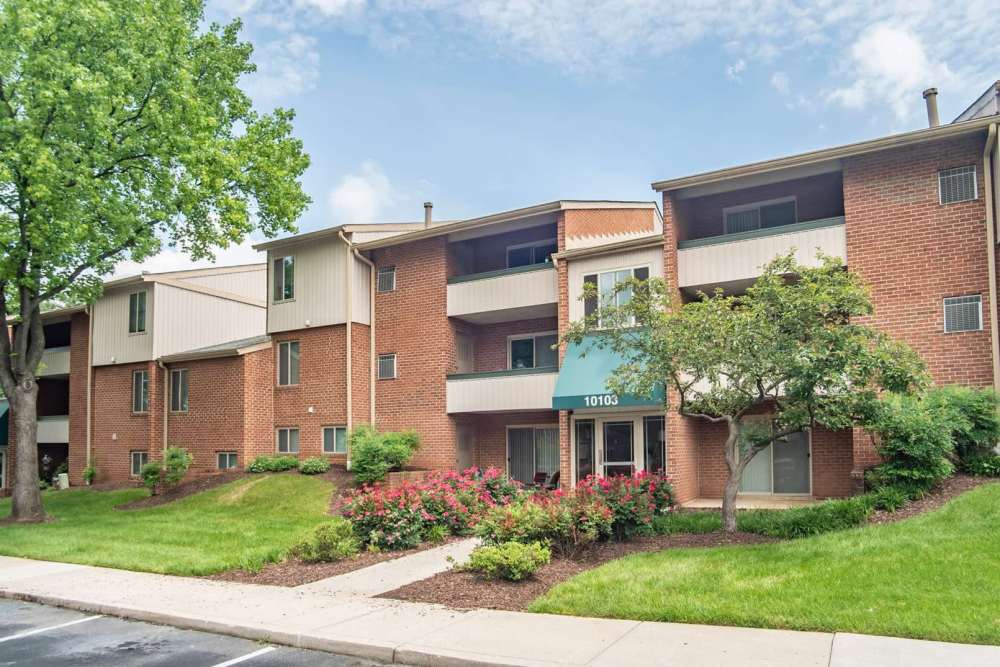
[0,598,381,666]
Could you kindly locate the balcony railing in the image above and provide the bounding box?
[37,415,69,444]
[38,346,71,377]
[447,263,557,323]
[446,367,558,413]
[677,216,846,289]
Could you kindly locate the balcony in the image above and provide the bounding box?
[37,415,69,444]
[446,367,559,413]
[38,346,71,377]
[676,217,846,291]
[447,264,558,324]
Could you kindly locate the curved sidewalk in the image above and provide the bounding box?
[1,555,996,666]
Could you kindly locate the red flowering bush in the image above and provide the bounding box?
[475,491,614,556]
[577,471,675,539]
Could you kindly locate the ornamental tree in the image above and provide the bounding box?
[0,0,310,521]
[563,253,926,532]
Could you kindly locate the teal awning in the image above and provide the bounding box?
[0,399,8,447]
[552,337,664,410]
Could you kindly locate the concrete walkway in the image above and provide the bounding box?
[1,556,997,666]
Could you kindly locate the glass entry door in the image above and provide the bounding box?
[602,421,634,477]
[739,430,810,494]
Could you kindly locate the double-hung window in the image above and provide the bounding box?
[723,197,797,234]
[130,451,148,476]
[273,255,295,302]
[132,370,149,413]
[128,291,147,334]
[217,452,238,469]
[277,341,300,386]
[323,426,348,454]
[276,427,300,454]
[509,332,558,369]
[170,369,189,412]
[377,266,396,292]
[506,238,558,268]
[584,266,650,326]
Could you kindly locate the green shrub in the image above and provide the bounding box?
[162,447,193,486]
[247,455,299,473]
[960,453,1000,477]
[298,457,331,475]
[462,541,551,581]
[866,394,954,493]
[868,485,909,512]
[737,497,872,539]
[475,493,613,556]
[140,461,163,492]
[423,524,450,544]
[291,519,360,563]
[926,385,1000,461]
[652,511,722,535]
[350,425,420,485]
[82,463,96,485]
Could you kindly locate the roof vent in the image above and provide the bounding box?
[424,202,433,228]
[923,87,940,127]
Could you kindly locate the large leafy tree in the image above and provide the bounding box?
[564,254,926,532]
[0,0,310,521]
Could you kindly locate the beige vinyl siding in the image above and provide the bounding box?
[446,371,559,413]
[92,286,155,366]
[446,266,558,319]
[567,247,664,322]
[177,266,266,301]
[352,254,372,325]
[151,283,265,359]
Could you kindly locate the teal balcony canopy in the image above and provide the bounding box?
[552,336,664,410]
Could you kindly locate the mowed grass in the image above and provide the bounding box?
[0,474,333,576]
[531,482,1000,645]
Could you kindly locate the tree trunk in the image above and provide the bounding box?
[10,380,47,522]
[721,418,741,533]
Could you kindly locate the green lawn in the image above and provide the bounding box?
[0,474,333,576]
[531,482,1000,645]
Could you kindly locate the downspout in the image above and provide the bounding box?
[338,231,354,465]
[351,247,377,428]
[85,305,93,474]
[157,360,168,455]
[983,123,999,390]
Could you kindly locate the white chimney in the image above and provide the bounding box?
[424,202,433,228]
[923,87,940,127]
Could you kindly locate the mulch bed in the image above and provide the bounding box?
[207,537,464,587]
[378,531,773,612]
[867,473,996,524]
[115,471,247,510]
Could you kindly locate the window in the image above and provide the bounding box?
[272,255,294,302]
[170,369,189,412]
[323,426,348,454]
[217,452,238,469]
[643,416,666,474]
[584,266,650,326]
[377,266,396,293]
[128,291,147,334]
[939,165,977,204]
[132,370,149,413]
[506,238,558,268]
[723,197,797,234]
[277,341,300,386]
[944,295,982,333]
[130,451,148,477]
[378,353,397,379]
[509,332,558,369]
[276,427,300,454]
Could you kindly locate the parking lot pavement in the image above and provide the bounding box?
[0,599,381,666]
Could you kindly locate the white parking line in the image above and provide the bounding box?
[0,615,103,643]
[210,646,277,666]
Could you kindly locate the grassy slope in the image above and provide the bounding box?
[0,474,333,576]
[531,483,1000,644]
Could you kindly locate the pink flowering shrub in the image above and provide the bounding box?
[577,471,675,539]
[475,491,614,557]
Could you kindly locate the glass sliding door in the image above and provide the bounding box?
[643,416,666,473]
[773,431,810,494]
[534,427,560,478]
[603,421,634,477]
[507,427,535,485]
[575,420,595,482]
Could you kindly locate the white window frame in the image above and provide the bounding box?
[323,425,348,455]
[169,368,189,413]
[128,290,147,335]
[943,294,983,333]
[378,353,397,380]
[132,370,149,414]
[130,450,149,477]
[272,255,295,303]
[376,265,396,293]
[506,238,558,268]
[277,341,300,386]
[217,451,238,470]
[722,196,797,235]
[938,165,978,205]
[591,264,650,328]
[276,427,300,454]
[507,331,559,370]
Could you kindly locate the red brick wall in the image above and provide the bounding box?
[243,346,276,463]
[68,313,89,484]
[472,411,560,471]
[471,317,559,372]
[563,207,657,243]
[91,361,163,483]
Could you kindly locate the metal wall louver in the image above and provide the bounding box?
[938,165,977,204]
[943,295,982,333]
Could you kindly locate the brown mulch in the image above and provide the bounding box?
[319,466,358,514]
[867,473,996,524]
[114,471,248,510]
[378,531,773,612]
[207,536,464,587]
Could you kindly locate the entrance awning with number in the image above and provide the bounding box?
[551,336,664,410]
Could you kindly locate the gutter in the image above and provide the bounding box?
[983,123,1000,390]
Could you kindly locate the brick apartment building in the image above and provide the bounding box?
[4,84,1000,505]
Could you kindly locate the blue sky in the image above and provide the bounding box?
[118,0,1000,274]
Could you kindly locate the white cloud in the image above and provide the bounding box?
[725,59,746,81]
[770,71,790,95]
[243,31,320,101]
[328,160,398,224]
[112,239,264,279]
